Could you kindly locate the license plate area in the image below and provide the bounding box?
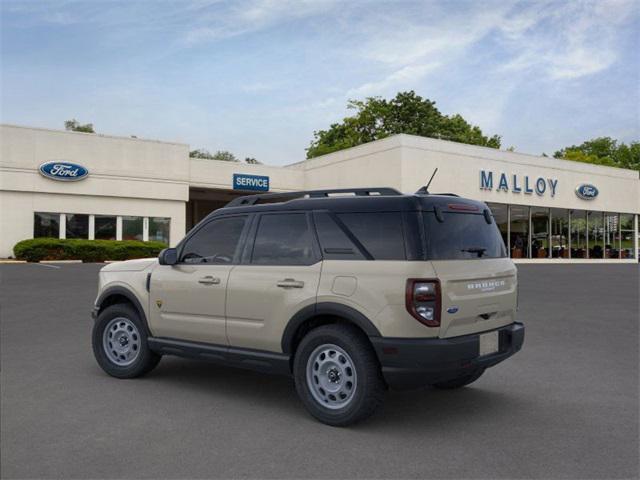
[479,331,499,357]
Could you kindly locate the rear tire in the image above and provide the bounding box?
[293,324,385,427]
[92,303,161,379]
[431,368,485,389]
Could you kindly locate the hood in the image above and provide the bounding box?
[101,257,158,272]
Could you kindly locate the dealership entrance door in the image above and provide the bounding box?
[187,188,246,231]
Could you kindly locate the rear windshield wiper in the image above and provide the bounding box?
[461,247,487,257]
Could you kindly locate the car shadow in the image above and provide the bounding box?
[143,356,531,430]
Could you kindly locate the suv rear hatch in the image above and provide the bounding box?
[423,206,517,338]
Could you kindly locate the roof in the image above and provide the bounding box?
[208,189,487,219]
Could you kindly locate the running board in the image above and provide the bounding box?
[147,337,291,375]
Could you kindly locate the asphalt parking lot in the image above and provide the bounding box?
[1,263,638,479]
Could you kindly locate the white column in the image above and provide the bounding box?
[88,215,95,240]
[116,216,123,241]
[59,213,66,239]
[143,217,149,242]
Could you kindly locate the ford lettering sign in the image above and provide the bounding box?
[39,161,89,182]
[575,184,598,200]
[233,173,269,192]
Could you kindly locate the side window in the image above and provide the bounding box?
[180,216,247,264]
[313,212,365,260]
[337,212,406,260]
[251,213,317,265]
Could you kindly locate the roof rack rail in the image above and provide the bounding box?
[226,187,402,207]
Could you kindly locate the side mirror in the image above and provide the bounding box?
[158,247,178,266]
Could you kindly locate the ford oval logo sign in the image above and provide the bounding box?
[575,184,598,200]
[39,161,89,182]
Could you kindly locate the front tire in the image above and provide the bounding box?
[92,303,161,379]
[293,324,385,427]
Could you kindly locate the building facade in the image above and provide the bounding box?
[1,124,638,262]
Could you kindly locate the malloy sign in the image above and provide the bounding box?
[480,170,558,197]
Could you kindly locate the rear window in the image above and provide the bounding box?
[423,212,507,260]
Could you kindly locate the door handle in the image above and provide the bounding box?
[198,276,221,285]
[277,278,305,288]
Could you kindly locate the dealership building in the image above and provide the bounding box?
[1,123,638,262]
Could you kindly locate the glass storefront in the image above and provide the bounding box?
[95,215,117,240]
[531,207,550,259]
[588,211,604,258]
[509,205,529,259]
[149,217,170,244]
[487,203,508,251]
[34,212,60,238]
[551,209,569,258]
[571,210,587,258]
[604,213,619,258]
[65,214,89,239]
[32,213,170,245]
[122,216,143,241]
[620,214,636,259]
[485,204,636,261]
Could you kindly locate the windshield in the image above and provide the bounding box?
[423,211,507,260]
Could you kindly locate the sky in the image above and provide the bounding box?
[1,0,639,165]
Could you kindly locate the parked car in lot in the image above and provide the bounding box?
[92,187,524,426]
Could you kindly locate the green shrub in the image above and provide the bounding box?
[13,238,167,262]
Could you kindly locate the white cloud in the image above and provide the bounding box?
[183,0,340,44]
[499,0,637,80]
[347,63,440,97]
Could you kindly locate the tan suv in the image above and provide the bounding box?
[91,188,524,426]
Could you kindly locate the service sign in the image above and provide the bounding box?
[233,173,269,192]
[575,184,598,200]
[39,161,89,182]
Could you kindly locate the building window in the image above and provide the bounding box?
[509,206,529,259]
[571,210,587,258]
[620,214,636,259]
[65,214,89,239]
[604,213,619,259]
[149,217,170,245]
[487,203,509,252]
[588,211,604,258]
[95,215,117,240]
[34,212,60,238]
[551,209,569,258]
[531,207,550,258]
[122,216,143,241]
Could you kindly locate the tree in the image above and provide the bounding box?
[306,91,501,158]
[64,119,94,133]
[189,149,239,162]
[212,150,238,162]
[244,157,262,164]
[554,137,640,172]
[189,149,215,159]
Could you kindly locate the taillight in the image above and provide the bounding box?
[406,279,441,327]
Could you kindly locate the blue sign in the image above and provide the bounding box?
[575,183,598,200]
[39,161,89,182]
[480,170,558,197]
[233,173,269,192]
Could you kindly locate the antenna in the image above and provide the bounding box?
[416,168,438,194]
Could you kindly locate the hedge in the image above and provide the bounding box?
[13,238,167,262]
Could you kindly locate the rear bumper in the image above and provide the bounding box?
[370,322,525,390]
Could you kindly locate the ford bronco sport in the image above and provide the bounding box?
[92,187,524,426]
